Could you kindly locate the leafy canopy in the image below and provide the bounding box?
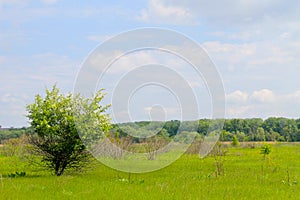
[26,85,111,176]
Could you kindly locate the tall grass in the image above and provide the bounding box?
[0,143,300,199]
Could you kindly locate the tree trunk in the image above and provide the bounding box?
[55,161,65,176]
[55,162,60,176]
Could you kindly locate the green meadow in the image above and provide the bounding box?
[1,143,300,200]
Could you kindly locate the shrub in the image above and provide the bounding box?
[260,143,271,160]
[232,135,239,146]
[26,85,111,176]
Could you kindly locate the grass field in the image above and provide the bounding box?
[0,143,300,199]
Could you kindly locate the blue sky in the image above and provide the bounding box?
[1,0,300,127]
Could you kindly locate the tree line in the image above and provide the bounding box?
[2,117,300,144]
[110,117,300,142]
[0,127,29,143]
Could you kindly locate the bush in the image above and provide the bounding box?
[26,85,111,176]
[232,135,239,146]
[211,142,227,176]
[260,143,272,160]
[1,135,28,157]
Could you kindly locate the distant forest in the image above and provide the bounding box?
[1,117,300,143]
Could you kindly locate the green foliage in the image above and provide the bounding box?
[107,117,300,144]
[232,135,239,146]
[260,144,272,160]
[0,117,300,153]
[1,137,26,157]
[2,117,300,144]
[211,142,227,176]
[162,120,180,137]
[173,131,197,144]
[7,171,26,178]
[0,128,28,144]
[26,85,111,176]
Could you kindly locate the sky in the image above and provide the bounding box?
[1,0,300,127]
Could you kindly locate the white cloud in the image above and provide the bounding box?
[284,91,300,103]
[203,41,256,56]
[1,93,16,103]
[203,41,257,71]
[110,51,156,73]
[145,106,180,115]
[227,106,251,117]
[280,32,290,39]
[250,89,275,103]
[209,30,261,41]
[202,40,298,75]
[138,0,194,24]
[249,44,295,65]
[225,89,300,118]
[138,0,297,26]
[88,47,193,74]
[226,90,248,103]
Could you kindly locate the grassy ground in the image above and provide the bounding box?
[0,143,300,199]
